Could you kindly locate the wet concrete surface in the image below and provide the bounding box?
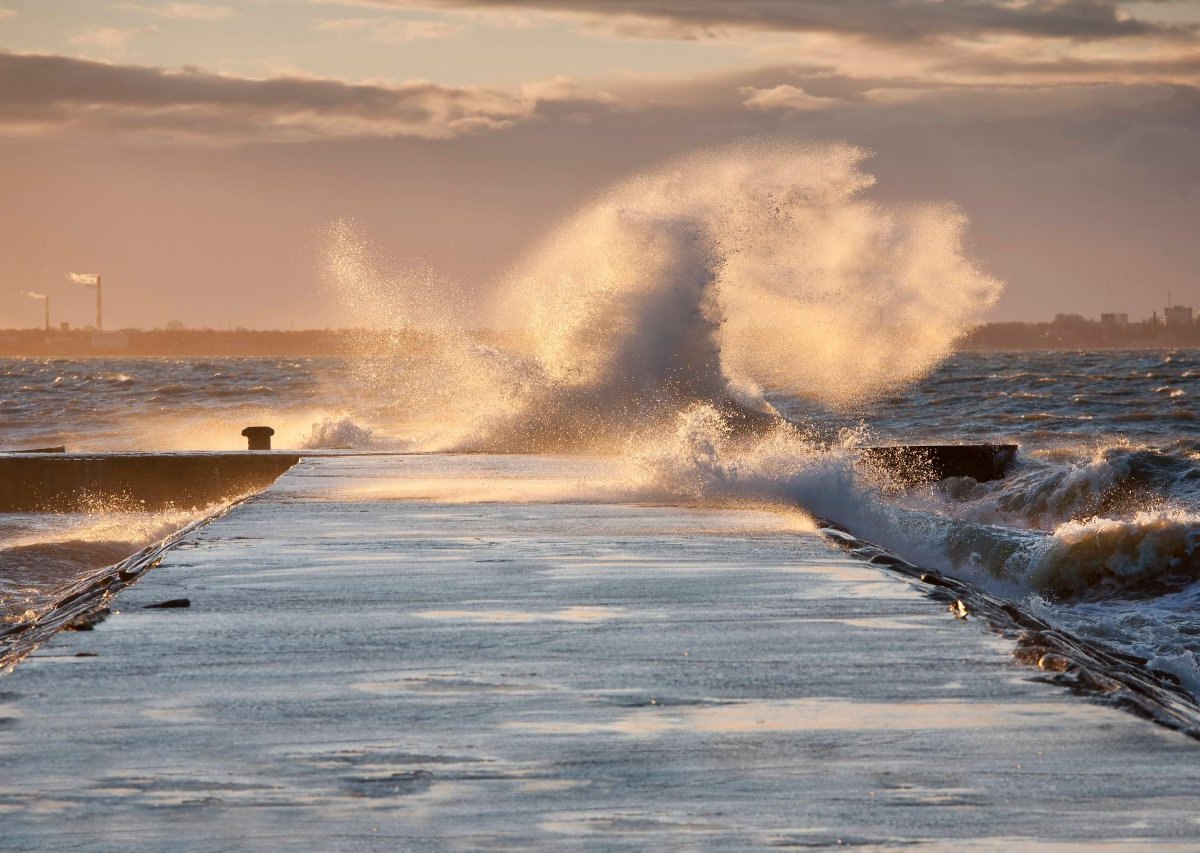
[1,455,1198,849]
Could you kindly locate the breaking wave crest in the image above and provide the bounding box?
[641,411,1200,603]
[633,407,1200,695]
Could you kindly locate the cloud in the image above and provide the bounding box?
[69,25,159,53]
[113,3,238,21]
[7,46,1194,148]
[0,51,615,144]
[929,40,1200,84]
[288,0,1200,89]
[0,9,17,21]
[313,16,464,42]
[334,0,1198,42]
[741,84,839,113]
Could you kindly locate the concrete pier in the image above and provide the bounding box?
[0,442,1015,513]
[0,454,1197,849]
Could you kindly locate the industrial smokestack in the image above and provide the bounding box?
[67,273,102,331]
[25,292,49,331]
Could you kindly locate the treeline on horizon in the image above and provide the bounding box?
[0,317,1198,356]
[962,315,1200,349]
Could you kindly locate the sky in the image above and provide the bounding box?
[1,0,1199,329]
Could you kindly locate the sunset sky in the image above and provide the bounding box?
[2,0,1199,329]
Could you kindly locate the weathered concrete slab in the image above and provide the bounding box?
[1,454,1198,850]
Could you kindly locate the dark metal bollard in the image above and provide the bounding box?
[241,426,275,451]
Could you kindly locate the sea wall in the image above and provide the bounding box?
[0,452,300,512]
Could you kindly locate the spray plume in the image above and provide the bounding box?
[322,140,1003,452]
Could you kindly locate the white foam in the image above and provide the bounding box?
[300,416,376,450]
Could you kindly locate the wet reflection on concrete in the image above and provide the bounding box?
[0,455,1198,848]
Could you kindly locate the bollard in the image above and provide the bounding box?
[241,426,275,451]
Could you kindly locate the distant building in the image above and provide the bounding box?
[91,332,129,349]
[1164,305,1194,327]
[1100,313,1128,327]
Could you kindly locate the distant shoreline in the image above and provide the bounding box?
[958,342,1200,352]
[0,328,508,358]
[0,324,1197,357]
[962,318,1200,351]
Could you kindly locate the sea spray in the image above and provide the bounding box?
[629,404,951,570]
[300,415,376,450]
[321,140,1002,451]
[320,221,526,450]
